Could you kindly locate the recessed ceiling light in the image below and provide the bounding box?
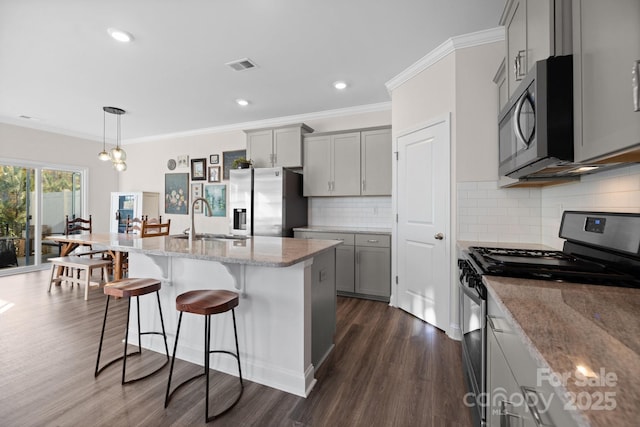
[236,99,250,107]
[333,81,348,90]
[107,28,133,43]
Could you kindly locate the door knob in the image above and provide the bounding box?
[434,233,444,240]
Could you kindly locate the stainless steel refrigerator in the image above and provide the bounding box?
[229,167,308,237]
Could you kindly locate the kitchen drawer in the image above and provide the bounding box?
[487,291,580,427]
[355,233,390,248]
[295,231,355,245]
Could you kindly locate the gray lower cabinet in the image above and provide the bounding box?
[294,230,391,301]
[354,234,390,298]
[487,292,579,427]
[336,244,355,293]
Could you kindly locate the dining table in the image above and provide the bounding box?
[46,233,136,280]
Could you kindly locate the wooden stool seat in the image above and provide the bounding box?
[175,290,239,315]
[104,278,161,298]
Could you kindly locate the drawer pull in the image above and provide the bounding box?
[367,239,379,243]
[487,314,504,333]
[521,386,555,426]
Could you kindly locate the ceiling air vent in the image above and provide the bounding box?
[225,58,258,71]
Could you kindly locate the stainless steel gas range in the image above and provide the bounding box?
[458,211,640,426]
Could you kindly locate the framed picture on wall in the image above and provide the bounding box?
[165,173,189,215]
[191,183,203,214]
[191,158,206,181]
[210,154,219,164]
[222,149,246,180]
[204,184,227,217]
[177,155,189,168]
[208,166,220,182]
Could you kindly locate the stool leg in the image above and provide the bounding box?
[156,291,170,360]
[232,309,243,385]
[205,314,211,422]
[121,297,132,385]
[95,295,111,377]
[136,296,142,355]
[165,311,183,408]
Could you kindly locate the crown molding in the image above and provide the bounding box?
[385,26,505,92]
[0,115,101,142]
[125,102,392,144]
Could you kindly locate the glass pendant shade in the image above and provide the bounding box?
[109,146,126,162]
[100,106,127,171]
[114,161,127,172]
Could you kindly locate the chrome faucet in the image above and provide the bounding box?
[189,197,213,242]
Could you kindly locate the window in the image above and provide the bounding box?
[0,160,86,274]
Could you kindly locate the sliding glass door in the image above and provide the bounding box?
[0,161,85,274]
[0,165,33,268]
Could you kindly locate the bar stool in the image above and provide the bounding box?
[95,278,170,384]
[164,289,243,422]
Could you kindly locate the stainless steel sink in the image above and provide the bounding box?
[170,233,250,241]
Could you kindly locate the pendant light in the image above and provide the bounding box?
[97,109,110,161]
[101,106,127,172]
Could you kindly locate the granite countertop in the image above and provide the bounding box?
[485,276,640,427]
[293,226,391,235]
[48,233,341,268]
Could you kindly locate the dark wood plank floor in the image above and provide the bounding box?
[0,270,472,426]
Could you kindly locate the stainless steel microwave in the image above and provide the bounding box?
[498,55,574,179]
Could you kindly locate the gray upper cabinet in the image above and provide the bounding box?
[245,123,313,168]
[573,0,640,162]
[303,126,391,197]
[493,58,508,113]
[500,0,572,97]
[361,128,392,196]
[303,132,361,196]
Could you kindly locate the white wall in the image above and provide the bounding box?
[120,109,392,235]
[0,123,118,231]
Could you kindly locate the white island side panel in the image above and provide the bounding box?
[128,252,315,397]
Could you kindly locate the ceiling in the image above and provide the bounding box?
[0,0,504,142]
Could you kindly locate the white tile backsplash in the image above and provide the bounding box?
[457,181,541,243]
[308,196,392,229]
[457,164,640,249]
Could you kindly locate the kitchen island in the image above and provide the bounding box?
[75,233,341,397]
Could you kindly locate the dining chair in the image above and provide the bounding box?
[62,215,111,281]
[141,219,171,237]
[125,215,148,234]
[65,215,93,234]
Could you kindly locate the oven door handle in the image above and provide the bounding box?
[459,281,483,306]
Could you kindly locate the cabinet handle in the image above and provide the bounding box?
[273,153,277,165]
[362,179,366,192]
[514,50,526,81]
[500,400,521,427]
[367,239,378,243]
[487,315,504,333]
[521,386,554,427]
[633,59,639,112]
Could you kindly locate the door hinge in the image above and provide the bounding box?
[396,213,398,223]
[395,151,399,160]
[395,275,398,284]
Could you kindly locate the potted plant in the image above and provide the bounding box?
[232,157,253,169]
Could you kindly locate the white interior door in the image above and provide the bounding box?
[396,118,450,331]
